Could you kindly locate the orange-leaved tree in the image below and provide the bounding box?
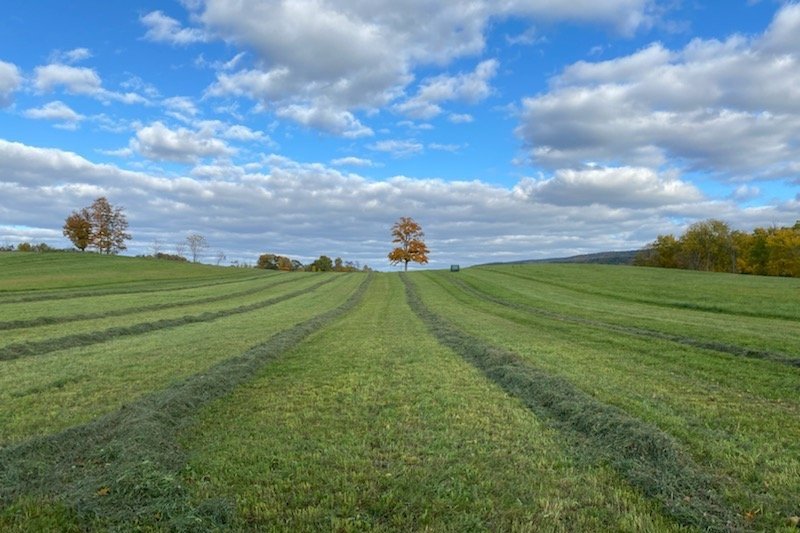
[388,216,429,271]
[62,208,93,251]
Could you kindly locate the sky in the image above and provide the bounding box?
[1,1,798,269]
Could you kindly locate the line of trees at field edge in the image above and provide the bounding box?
[635,218,800,277]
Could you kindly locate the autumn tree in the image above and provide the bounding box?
[63,197,130,254]
[257,253,279,270]
[186,233,208,263]
[388,216,429,271]
[63,208,93,251]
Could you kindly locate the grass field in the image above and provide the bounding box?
[1,253,798,531]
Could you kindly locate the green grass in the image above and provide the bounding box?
[0,252,257,294]
[179,274,681,531]
[2,254,799,531]
[412,267,800,531]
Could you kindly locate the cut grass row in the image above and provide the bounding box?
[176,274,681,531]
[0,272,295,330]
[0,275,372,531]
[469,267,800,360]
[0,275,339,358]
[414,269,800,530]
[451,274,800,367]
[0,274,365,445]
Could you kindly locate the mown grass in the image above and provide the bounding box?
[0,272,286,326]
[452,271,800,366]
[0,274,326,349]
[485,263,800,320]
[2,255,798,531]
[0,252,256,294]
[413,267,800,531]
[475,266,800,360]
[0,275,370,531]
[0,275,364,445]
[179,274,683,532]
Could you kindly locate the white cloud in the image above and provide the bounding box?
[23,101,85,129]
[2,138,796,268]
[396,59,499,119]
[196,0,651,135]
[448,113,474,124]
[222,124,269,142]
[34,64,101,94]
[141,11,208,45]
[428,143,464,153]
[163,96,199,117]
[132,121,233,162]
[368,139,424,158]
[512,166,703,208]
[517,3,800,180]
[0,60,22,107]
[275,104,373,138]
[49,47,93,64]
[331,156,374,167]
[33,64,148,105]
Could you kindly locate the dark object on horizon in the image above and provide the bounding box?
[450,264,460,272]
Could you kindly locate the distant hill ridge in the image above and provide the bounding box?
[483,250,639,266]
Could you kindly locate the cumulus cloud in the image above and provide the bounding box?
[23,101,85,129]
[2,138,796,267]
[275,103,373,138]
[131,121,233,162]
[195,0,651,135]
[0,60,22,107]
[512,166,703,208]
[33,64,148,105]
[141,11,208,45]
[396,59,499,119]
[517,3,800,180]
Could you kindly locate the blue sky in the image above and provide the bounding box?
[1,1,798,268]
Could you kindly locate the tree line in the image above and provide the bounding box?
[635,219,800,277]
[255,253,372,272]
[21,198,431,272]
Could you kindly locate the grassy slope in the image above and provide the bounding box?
[1,254,798,530]
[0,252,255,294]
[413,266,800,531]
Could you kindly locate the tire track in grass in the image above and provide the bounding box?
[0,275,371,531]
[447,275,800,368]
[402,274,743,532]
[0,273,268,304]
[0,276,340,362]
[0,274,301,331]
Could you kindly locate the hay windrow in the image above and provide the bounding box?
[448,274,800,368]
[402,274,743,532]
[0,274,371,531]
[0,276,340,362]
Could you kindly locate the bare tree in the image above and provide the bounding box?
[186,233,208,263]
[215,250,226,266]
[174,242,186,258]
[150,238,163,256]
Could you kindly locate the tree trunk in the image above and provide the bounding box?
[404,261,408,272]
